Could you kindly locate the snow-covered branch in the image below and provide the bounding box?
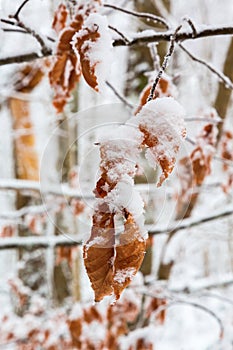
[2,25,233,66]
[148,205,233,235]
[0,235,82,250]
[113,26,233,46]
[0,179,93,200]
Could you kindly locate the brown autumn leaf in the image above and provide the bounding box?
[83,204,115,302]
[113,215,146,300]
[146,296,167,325]
[49,7,85,113]
[73,26,100,91]
[135,75,174,114]
[49,2,103,112]
[84,98,186,302]
[220,130,233,171]
[137,98,186,186]
[176,115,218,219]
[52,3,68,34]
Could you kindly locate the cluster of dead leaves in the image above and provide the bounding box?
[84,97,186,302]
[49,1,108,113]
[2,282,164,350]
[176,112,218,219]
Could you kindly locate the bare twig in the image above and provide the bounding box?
[0,0,51,56]
[0,235,82,250]
[143,291,224,339]
[180,43,233,89]
[185,117,222,123]
[108,25,130,44]
[2,28,28,34]
[104,3,169,29]
[0,52,52,66]
[182,17,197,37]
[0,179,93,200]
[13,0,31,20]
[147,25,182,101]
[148,206,233,235]
[105,80,134,109]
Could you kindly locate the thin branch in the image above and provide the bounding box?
[147,25,182,101]
[2,28,28,34]
[108,25,130,44]
[13,0,31,20]
[180,43,233,89]
[0,19,16,26]
[0,235,82,250]
[185,117,222,123]
[1,0,51,56]
[113,26,233,47]
[169,273,233,293]
[182,17,197,37]
[200,292,233,306]
[0,52,52,66]
[2,25,233,66]
[0,179,93,200]
[104,3,169,29]
[143,291,224,339]
[16,21,51,55]
[105,80,134,109]
[147,206,233,235]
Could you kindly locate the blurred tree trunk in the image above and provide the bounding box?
[53,89,80,305]
[9,65,46,313]
[214,37,233,140]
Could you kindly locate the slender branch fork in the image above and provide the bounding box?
[141,291,224,338]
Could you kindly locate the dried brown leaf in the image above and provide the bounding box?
[113,216,146,300]
[52,3,68,34]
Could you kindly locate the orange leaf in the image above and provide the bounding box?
[83,205,115,302]
[52,3,68,34]
[113,216,146,300]
[73,24,100,91]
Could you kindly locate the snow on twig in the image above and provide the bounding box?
[143,291,224,339]
[104,3,169,29]
[147,25,182,102]
[105,80,134,109]
[179,43,233,89]
[0,235,82,250]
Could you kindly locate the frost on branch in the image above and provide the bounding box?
[49,2,112,112]
[84,97,186,302]
[135,74,175,114]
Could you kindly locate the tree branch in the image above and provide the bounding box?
[1,26,233,66]
[113,26,233,47]
[179,43,233,90]
[148,206,233,235]
[105,80,134,109]
[104,3,169,29]
[0,235,82,250]
[147,25,182,101]
[0,52,52,66]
